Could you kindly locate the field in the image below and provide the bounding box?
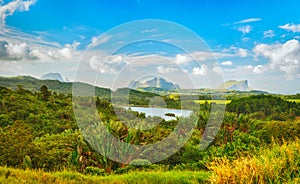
[286,99,300,103]
[0,167,210,184]
[194,100,232,105]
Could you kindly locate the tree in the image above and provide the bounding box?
[0,120,34,167]
[40,85,51,101]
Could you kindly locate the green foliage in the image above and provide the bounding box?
[227,94,300,119]
[32,130,86,171]
[252,119,300,143]
[0,86,76,136]
[0,83,300,183]
[0,166,211,184]
[22,156,32,170]
[129,159,152,166]
[0,76,161,106]
[40,85,51,101]
[0,120,34,167]
[84,166,105,176]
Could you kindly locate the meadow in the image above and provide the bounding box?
[286,99,300,103]
[194,100,232,105]
[0,167,210,184]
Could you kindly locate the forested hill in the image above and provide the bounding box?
[0,76,158,101]
[226,94,300,120]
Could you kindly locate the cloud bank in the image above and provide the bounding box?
[253,39,300,79]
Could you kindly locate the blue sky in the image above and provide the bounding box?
[1,0,300,94]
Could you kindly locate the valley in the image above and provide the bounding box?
[0,75,299,183]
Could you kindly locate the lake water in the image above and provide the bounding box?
[123,106,192,121]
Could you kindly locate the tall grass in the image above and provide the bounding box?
[0,166,210,184]
[208,139,300,183]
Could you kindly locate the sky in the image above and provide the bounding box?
[0,0,300,94]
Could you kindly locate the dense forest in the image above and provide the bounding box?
[0,85,299,183]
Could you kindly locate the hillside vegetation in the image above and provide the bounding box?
[0,84,299,183]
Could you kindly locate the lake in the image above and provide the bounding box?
[123,106,192,121]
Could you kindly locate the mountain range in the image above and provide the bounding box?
[0,74,268,97]
[41,73,65,82]
[219,80,250,91]
[130,77,180,91]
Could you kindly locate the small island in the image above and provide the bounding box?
[165,112,176,117]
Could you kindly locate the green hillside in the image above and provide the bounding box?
[0,75,110,97]
[0,76,159,102]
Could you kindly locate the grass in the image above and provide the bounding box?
[0,167,211,184]
[208,139,300,184]
[194,100,232,105]
[286,99,300,103]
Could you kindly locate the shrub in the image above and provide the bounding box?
[208,139,300,183]
[83,166,105,176]
[22,155,32,170]
[129,159,152,166]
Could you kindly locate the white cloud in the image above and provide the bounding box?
[253,65,267,74]
[0,0,36,26]
[263,30,275,38]
[88,54,130,74]
[100,65,118,74]
[234,18,262,24]
[279,23,300,33]
[141,28,158,33]
[173,51,236,65]
[156,65,178,74]
[0,26,61,48]
[192,65,206,76]
[241,37,251,42]
[0,40,79,62]
[126,51,234,66]
[223,47,249,57]
[58,47,72,59]
[86,49,245,74]
[107,55,126,63]
[212,66,223,75]
[224,65,254,74]
[221,60,233,66]
[7,42,30,59]
[88,34,112,48]
[89,55,103,70]
[236,25,253,34]
[175,54,192,64]
[0,41,33,60]
[191,51,233,62]
[65,41,80,50]
[253,39,300,79]
[238,48,248,57]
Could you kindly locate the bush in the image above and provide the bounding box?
[22,156,32,170]
[84,166,105,176]
[114,161,161,175]
[208,139,300,183]
[129,159,152,166]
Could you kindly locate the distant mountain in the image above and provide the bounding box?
[41,73,65,82]
[130,77,180,91]
[219,80,250,91]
